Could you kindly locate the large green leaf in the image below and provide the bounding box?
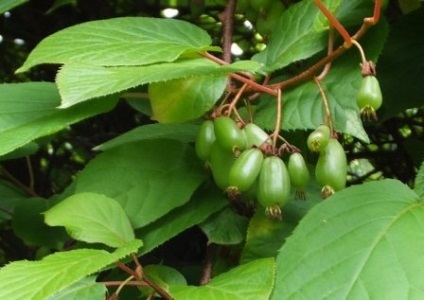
[149,75,227,123]
[17,17,217,72]
[47,276,106,300]
[136,185,228,255]
[0,82,118,156]
[0,239,141,300]
[94,123,199,151]
[255,20,388,141]
[169,258,275,300]
[0,0,27,13]
[271,179,424,299]
[253,0,342,72]
[45,193,135,248]
[75,140,206,228]
[12,198,68,249]
[55,58,260,108]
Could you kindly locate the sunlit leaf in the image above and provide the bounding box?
[0,239,141,300]
[170,258,275,300]
[0,82,118,156]
[45,193,134,248]
[17,17,217,72]
[272,179,424,299]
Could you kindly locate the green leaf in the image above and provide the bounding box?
[149,75,227,123]
[45,192,134,248]
[0,239,142,300]
[136,185,228,255]
[94,123,199,151]
[199,206,249,245]
[75,140,206,228]
[0,0,27,13]
[271,179,424,300]
[140,265,187,296]
[12,198,68,248]
[55,58,260,108]
[415,161,424,198]
[47,276,106,300]
[0,142,39,161]
[255,20,388,141]
[0,82,118,156]
[0,180,26,222]
[241,209,295,264]
[17,17,217,72]
[253,0,342,72]
[169,258,275,300]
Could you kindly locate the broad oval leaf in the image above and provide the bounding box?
[45,192,135,248]
[0,239,141,300]
[149,75,227,123]
[271,179,424,300]
[94,123,199,151]
[75,140,207,228]
[55,58,261,108]
[253,0,342,72]
[170,258,275,300]
[0,82,118,156]
[17,17,217,72]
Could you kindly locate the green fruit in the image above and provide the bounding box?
[357,75,383,111]
[210,141,236,190]
[257,156,291,220]
[307,124,331,152]
[315,138,347,195]
[228,148,264,193]
[195,120,216,161]
[214,116,246,153]
[288,152,310,189]
[243,123,270,148]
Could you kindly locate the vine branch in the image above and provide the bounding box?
[219,0,237,63]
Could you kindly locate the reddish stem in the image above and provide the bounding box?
[314,0,352,47]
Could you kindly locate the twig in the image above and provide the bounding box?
[313,77,334,134]
[25,156,35,190]
[0,166,38,197]
[271,89,283,152]
[200,243,217,285]
[201,52,277,96]
[103,280,149,287]
[316,26,334,81]
[219,0,237,63]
